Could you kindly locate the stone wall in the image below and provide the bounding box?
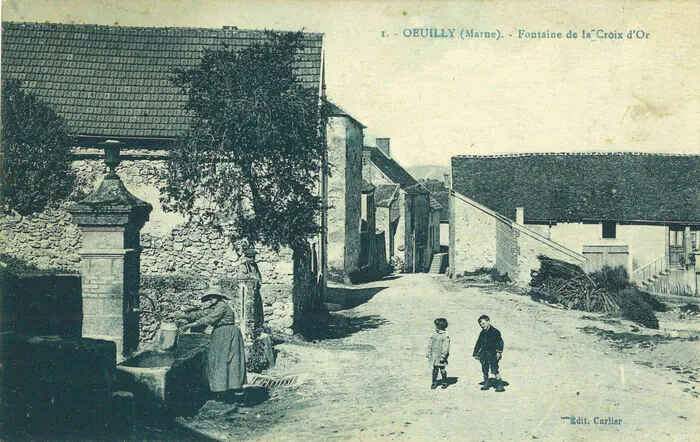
[502,223,587,286]
[406,192,431,273]
[326,116,363,281]
[0,151,317,337]
[429,209,441,254]
[495,218,518,276]
[450,192,498,275]
[450,191,586,286]
[376,207,390,258]
[0,209,82,272]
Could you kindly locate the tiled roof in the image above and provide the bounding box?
[1,22,323,139]
[451,153,700,223]
[327,101,365,128]
[404,183,429,195]
[421,179,449,221]
[366,146,420,189]
[429,196,443,211]
[375,184,400,207]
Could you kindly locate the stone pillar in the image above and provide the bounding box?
[68,141,152,360]
[236,249,264,344]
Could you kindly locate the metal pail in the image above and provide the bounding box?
[158,322,178,352]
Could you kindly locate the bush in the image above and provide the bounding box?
[326,266,346,284]
[589,265,630,293]
[490,268,511,283]
[529,287,562,306]
[390,255,405,274]
[2,79,76,215]
[245,336,274,373]
[680,303,699,314]
[635,290,668,312]
[615,288,659,329]
[463,267,493,277]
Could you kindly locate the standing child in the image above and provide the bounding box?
[427,318,450,389]
[472,314,505,392]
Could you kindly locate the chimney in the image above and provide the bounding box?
[443,173,450,189]
[516,207,525,224]
[376,138,390,157]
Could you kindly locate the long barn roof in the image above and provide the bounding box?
[451,152,700,223]
[1,21,323,139]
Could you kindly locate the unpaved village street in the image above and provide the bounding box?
[177,274,699,441]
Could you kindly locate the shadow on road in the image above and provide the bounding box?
[444,376,459,387]
[378,275,402,281]
[326,285,389,310]
[306,313,390,341]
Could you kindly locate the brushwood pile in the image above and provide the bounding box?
[530,256,667,329]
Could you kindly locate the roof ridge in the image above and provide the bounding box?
[453,151,700,159]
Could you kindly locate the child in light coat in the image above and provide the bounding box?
[427,317,450,389]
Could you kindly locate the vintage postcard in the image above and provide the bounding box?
[1,0,698,440]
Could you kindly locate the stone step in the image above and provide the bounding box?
[429,253,447,274]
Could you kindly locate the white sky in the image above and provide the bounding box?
[2,0,698,167]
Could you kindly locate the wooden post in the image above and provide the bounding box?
[239,284,246,341]
[685,226,692,269]
[412,231,416,273]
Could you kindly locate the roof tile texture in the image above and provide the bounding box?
[2,22,323,138]
[451,153,700,223]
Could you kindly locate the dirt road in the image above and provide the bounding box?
[179,274,699,441]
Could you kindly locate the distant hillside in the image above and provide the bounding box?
[405,165,450,181]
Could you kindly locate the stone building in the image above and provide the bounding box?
[0,22,327,337]
[362,140,435,273]
[427,196,443,266]
[325,102,365,283]
[449,153,700,294]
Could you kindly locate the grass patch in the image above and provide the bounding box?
[579,325,694,350]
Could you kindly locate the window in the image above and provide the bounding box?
[669,228,684,246]
[602,221,616,239]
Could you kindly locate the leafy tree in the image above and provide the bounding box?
[1,79,76,215]
[162,31,327,254]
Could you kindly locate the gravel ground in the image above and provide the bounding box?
[172,273,699,441]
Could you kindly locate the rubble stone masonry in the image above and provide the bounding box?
[0,152,309,337]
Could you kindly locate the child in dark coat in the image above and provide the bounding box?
[473,315,505,392]
[427,318,450,389]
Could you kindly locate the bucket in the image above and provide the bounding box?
[158,322,178,352]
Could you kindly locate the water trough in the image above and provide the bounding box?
[116,333,210,416]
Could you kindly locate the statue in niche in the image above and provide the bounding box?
[236,248,264,344]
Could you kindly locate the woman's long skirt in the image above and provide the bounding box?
[207,324,247,392]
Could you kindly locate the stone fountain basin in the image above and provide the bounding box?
[116,333,210,415]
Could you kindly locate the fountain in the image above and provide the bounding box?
[117,294,210,415]
[68,141,209,415]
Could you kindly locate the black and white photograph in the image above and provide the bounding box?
[0,0,698,440]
